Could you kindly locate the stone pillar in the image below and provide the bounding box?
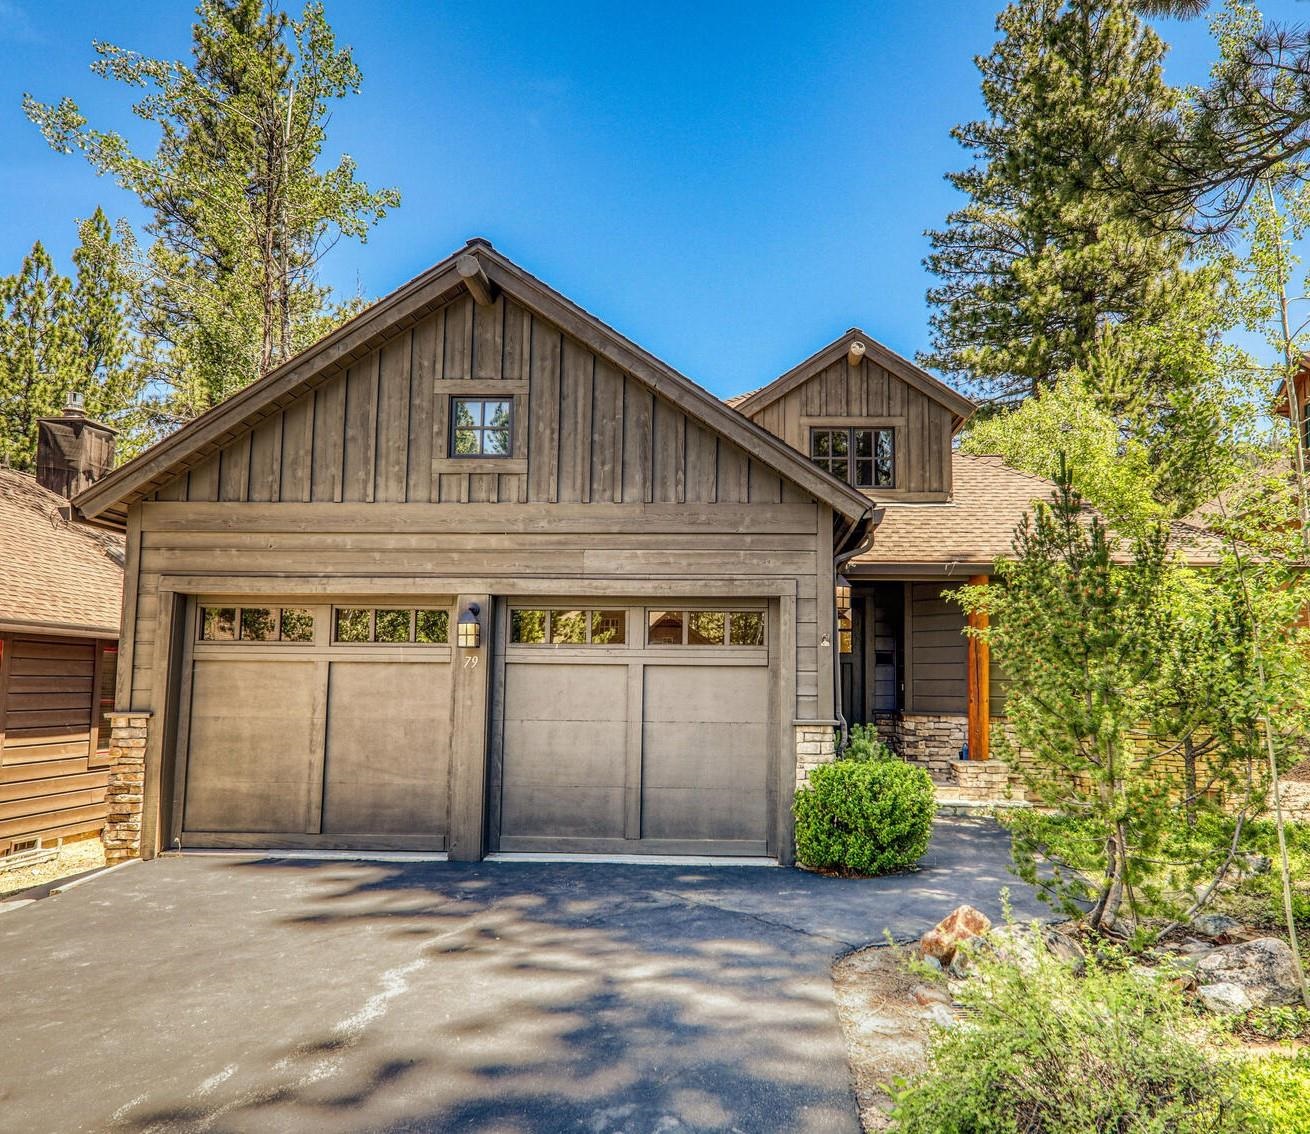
[795,723,838,788]
[102,712,151,863]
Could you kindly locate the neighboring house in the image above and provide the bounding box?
[1,401,122,856]
[71,241,1215,864]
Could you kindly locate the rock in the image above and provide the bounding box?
[1241,853,1272,876]
[1043,928,1087,973]
[927,1003,956,1029]
[1191,913,1245,942]
[911,983,951,1007]
[1197,981,1253,1014]
[919,954,943,974]
[920,905,993,967]
[1194,938,1304,1008]
[947,940,984,979]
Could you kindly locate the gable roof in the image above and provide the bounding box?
[853,453,1221,572]
[0,468,123,636]
[730,328,976,428]
[74,240,874,528]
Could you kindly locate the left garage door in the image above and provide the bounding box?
[177,602,453,851]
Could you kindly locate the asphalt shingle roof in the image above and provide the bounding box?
[0,468,123,635]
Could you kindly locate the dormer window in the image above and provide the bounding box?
[811,427,894,489]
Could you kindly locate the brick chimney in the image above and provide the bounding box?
[35,394,117,499]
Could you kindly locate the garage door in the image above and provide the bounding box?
[494,604,774,856]
[178,602,453,850]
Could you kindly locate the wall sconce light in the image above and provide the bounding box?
[457,603,482,649]
[835,575,852,614]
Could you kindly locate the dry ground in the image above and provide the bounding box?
[832,945,942,1132]
[0,834,105,900]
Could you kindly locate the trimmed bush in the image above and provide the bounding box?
[891,938,1252,1134]
[793,756,934,875]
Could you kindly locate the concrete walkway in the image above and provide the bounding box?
[0,819,1044,1133]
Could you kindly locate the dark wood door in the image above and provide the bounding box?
[495,602,773,856]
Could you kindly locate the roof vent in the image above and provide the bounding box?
[36,395,117,499]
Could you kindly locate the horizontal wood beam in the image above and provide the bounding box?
[457,254,499,307]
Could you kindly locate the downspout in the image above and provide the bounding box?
[832,506,880,753]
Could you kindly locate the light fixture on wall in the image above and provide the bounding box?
[835,575,852,614]
[457,603,482,649]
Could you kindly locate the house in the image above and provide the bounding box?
[1,400,122,856]
[70,240,1117,864]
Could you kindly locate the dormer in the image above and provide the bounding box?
[731,329,975,502]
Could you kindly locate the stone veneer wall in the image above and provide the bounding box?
[877,713,969,780]
[795,724,838,788]
[102,712,150,863]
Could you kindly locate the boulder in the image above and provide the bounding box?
[1043,928,1087,973]
[1241,853,1272,877]
[1194,937,1303,1008]
[919,905,992,967]
[1190,913,1245,943]
[1196,981,1253,1015]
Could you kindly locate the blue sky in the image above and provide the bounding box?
[1,1,1307,399]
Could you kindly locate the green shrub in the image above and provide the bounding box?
[890,939,1252,1134]
[793,756,933,875]
[1237,1050,1310,1134]
[843,722,897,763]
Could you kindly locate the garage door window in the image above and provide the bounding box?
[510,608,626,645]
[647,610,765,647]
[200,606,315,644]
[332,607,450,645]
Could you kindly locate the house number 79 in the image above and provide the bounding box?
[463,655,479,668]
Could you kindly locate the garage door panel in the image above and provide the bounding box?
[322,661,450,836]
[642,666,766,724]
[502,720,627,784]
[639,785,767,842]
[641,721,769,787]
[502,664,628,722]
[184,659,319,834]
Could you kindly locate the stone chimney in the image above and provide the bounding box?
[35,393,117,499]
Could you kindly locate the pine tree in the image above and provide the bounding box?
[25,0,400,418]
[0,213,148,470]
[923,0,1219,412]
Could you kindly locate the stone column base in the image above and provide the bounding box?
[795,723,838,788]
[103,712,151,863]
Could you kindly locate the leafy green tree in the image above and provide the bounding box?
[0,211,148,469]
[25,0,399,418]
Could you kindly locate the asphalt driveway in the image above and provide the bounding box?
[0,819,1045,1134]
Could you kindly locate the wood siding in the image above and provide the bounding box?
[744,355,955,501]
[0,634,112,853]
[151,294,798,510]
[907,583,967,713]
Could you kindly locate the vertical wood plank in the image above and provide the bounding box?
[717,440,750,504]
[443,295,472,378]
[906,389,927,493]
[558,339,593,503]
[747,459,782,504]
[684,420,718,504]
[902,581,916,713]
[407,317,437,502]
[342,356,379,502]
[218,434,250,502]
[501,300,524,381]
[527,318,561,503]
[306,660,329,832]
[375,334,411,502]
[187,454,218,501]
[590,357,624,503]
[472,293,504,380]
[621,376,653,504]
[312,371,346,502]
[246,416,279,503]
[816,507,835,721]
[280,396,310,503]
[651,397,685,503]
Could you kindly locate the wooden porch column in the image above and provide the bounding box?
[966,574,990,762]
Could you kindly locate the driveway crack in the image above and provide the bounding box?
[645,886,861,953]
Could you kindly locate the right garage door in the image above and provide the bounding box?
[495,603,774,856]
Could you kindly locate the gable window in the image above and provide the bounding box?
[810,427,894,488]
[450,398,511,457]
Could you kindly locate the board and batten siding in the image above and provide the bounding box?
[151,294,805,510]
[744,355,955,501]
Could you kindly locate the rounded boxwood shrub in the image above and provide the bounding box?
[793,752,934,875]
